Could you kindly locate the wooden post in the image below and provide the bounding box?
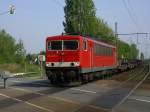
[40,61,43,78]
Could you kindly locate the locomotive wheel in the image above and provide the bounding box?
[66,71,76,82]
[46,71,56,84]
[55,71,63,84]
[50,72,57,84]
[50,76,55,84]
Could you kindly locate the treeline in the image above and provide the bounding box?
[118,40,139,59]
[0,29,41,73]
[0,29,45,65]
[0,29,26,64]
[63,0,139,59]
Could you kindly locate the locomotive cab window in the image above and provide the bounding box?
[47,42,51,50]
[83,40,87,50]
[63,40,78,50]
[48,41,62,50]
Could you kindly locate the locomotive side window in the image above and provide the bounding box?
[49,41,62,50]
[94,43,112,56]
[83,40,87,50]
[63,40,78,50]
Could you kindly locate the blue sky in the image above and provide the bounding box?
[0,0,150,57]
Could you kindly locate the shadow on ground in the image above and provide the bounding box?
[0,80,71,110]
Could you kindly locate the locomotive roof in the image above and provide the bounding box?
[82,36,116,48]
[47,35,116,48]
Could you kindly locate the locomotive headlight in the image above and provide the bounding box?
[76,62,80,66]
[51,63,54,67]
[70,62,80,67]
[70,62,75,66]
[46,62,80,67]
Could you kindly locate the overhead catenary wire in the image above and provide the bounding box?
[51,0,143,33]
[127,0,134,12]
[51,0,63,7]
[122,0,142,32]
[126,0,143,31]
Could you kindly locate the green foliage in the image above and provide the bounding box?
[63,0,139,59]
[95,18,115,41]
[130,44,139,59]
[15,39,26,64]
[0,63,40,73]
[63,0,115,38]
[118,40,139,59]
[63,0,96,36]
[26,54,34,63]
[0,29,26,64]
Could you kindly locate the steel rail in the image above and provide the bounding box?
[112,66,150,112]
[71,65,148,112]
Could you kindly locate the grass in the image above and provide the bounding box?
[0,63,42,77]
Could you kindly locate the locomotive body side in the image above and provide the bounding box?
[79,37,117,74]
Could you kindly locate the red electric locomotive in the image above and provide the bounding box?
[45,35,117,85]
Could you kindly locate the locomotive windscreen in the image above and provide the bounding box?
[48,41,62,50]
[47,40,78,51]
[63,41,78,50]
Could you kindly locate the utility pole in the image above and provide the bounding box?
[115,22,118,64]
[136,33,148,59]
[115,22,118,43]
[79,0,83,35]
[137,33,139,44]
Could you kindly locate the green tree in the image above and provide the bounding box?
[118,40,129,59]
[96,18,115,41]
[117,40,139,59]
[15,39,26,63]
[63,0,96,36]
[0,30,16,63]
[63,0,115,39]
[0,29,26,64]
[130,44,139,59]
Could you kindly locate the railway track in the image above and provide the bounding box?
[0,65,148,112]
[114,65,150,112]
[71,64,149,112]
